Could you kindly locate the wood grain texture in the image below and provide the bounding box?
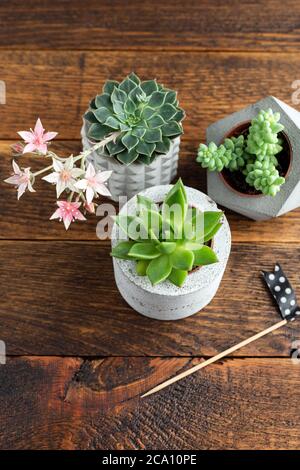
[0,50,300,139]
[1,241,299,356]
[1,356,300,449]
[2,140,300,242]
[0,0,300,52]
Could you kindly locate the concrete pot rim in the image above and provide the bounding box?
[81,118,179,168]
[111,185,231,297]
[218,119,293,199]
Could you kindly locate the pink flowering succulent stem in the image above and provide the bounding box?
[5,120,119,229]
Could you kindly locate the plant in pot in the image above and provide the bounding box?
[111,179,231,320]
[197,96,300,221]
[82,72,185,202]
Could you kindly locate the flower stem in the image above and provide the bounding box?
[33,132,120,177]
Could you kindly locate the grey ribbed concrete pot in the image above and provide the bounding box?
[207,96,300,221]
[111,185,231,321]
[81,121,180,202]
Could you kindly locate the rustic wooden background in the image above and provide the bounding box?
[1,0,300,450]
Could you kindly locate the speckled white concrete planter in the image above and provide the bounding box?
[81,121,180,202]
[111,185,231,321]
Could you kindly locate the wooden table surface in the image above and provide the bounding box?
[1,0,300,450]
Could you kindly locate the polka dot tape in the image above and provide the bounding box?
[262,263,299,322]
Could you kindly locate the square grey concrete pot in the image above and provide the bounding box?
[81,121,180,202]
[111,185,231,321]
[207,96,300,221]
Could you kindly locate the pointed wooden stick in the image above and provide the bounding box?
[141,318,287,398]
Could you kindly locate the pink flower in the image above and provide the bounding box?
[18,118,57,155]
[4,160,35,199]
[50,201,86,230]
[75,163,112,204]
[11,142,24,156]
[42,156,83,197]
[84,201,95,214]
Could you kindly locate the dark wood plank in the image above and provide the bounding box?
[1,356,300,449]
[0,51,300,139]
[1,140,300,242]
[1,241,299,356]
[0,0,300,52]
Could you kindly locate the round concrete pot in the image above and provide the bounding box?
[111,185,231,321]
[81,120,180,202]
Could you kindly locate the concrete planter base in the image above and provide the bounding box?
[207,96,300,220]
[81,121,180,202]
[111,185,231,321]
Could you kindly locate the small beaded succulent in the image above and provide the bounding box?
[84,72,185,165]
[196,109,286,196]
[111,179,222,287]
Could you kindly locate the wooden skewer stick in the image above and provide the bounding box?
[141,318,287,398]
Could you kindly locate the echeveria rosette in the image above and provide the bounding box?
[84,72,185,165]
[246,108,284,159]
[244,160,285,196]
[111,179,222,287]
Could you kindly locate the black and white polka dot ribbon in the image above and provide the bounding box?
[262,263,300,322]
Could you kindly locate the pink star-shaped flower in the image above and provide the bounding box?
[75,163,112,204]
[4,160,35,199]
[50,201,86,230]
[18,118,57,155]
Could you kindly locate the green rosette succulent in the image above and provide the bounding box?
[111,179,222,287]
[196,108,286,196]
[223,135,246,171]
[196,142,230,172]
[246,108,284,158]
[244,160,285,196]
[84,72,185,165]
[196,135,246,172]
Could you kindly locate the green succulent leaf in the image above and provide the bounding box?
[159,104,178,121]
[121,133,139,152]
[115,215,147,240]
[128,72,141,85]
[144,128,162,143]
[170,247,194,271]
[148,115,165,129]
[111,241,135,260]
[128,242,160,260]
[116,149,139,165]
[104,116,121,129]
[202,212,223,239]
[168,268,188,288]
[87,123,111,141]
[203,223,222,243]
[162,121,182,136]
[137,194,158,213]
[93,107,112,124]
[84,110,99,124]
[193,246,218,266]
[140,80,158,95]
[148,91,166,108]
[158,242,177,255]
[103,80,119,94]
[106,138,125,155]
[155,137,171,154]
[162,178,187,233]
[146,255,172,285]
[95,93,112,110]
[136,140,156,157]
[136,259,150,276]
